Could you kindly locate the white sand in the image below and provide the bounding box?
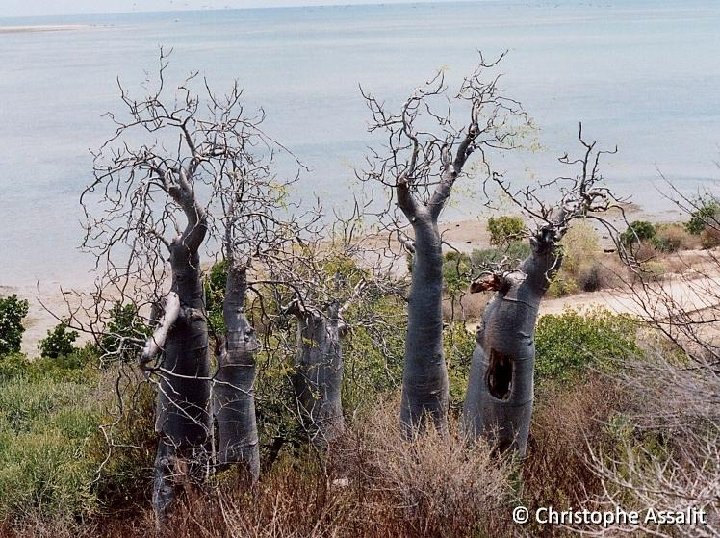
[0,25,87,34]
[3,205,684,356]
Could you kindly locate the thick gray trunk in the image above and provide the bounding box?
[462,245,559,456]
[213,264,260,481]
[293,305,345,449]
[153,242,211,517]
[400,218,450,435]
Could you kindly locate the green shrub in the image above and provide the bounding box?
[685,196,720,236]
[87,374,156,508]
[620,220,656,246]
[0,374,102,521]
[342,295,406,413]
[205,259,229,334]
[0,428,98,521]
[0,353,30,381]
[0,295,29,356]
[487,216,526,246]
[39,322,79,359]
[535,308,641,384]
[0,345,117,522]
[444,322,475,413]
[34,347,98,383]
[471,241,531,268]
[101,302,151,362]
[442,251,472,297]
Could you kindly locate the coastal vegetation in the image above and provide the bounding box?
[1,52,719,538]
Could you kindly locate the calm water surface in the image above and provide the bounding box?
[1,0,719,286]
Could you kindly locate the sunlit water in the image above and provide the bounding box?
[1,0,719,286]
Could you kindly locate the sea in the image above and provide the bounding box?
[1,0,719,287]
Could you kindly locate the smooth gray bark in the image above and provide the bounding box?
[399,216,450,435]
[152,237,211,517]
[462,233,560,456]
[292,303,345,449]
[213,263,260,481]
[397,142,474,435]
[143,174,211,520]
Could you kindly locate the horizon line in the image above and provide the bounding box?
[0,0,482,22]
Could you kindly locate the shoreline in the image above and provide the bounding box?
[2,205,687,356]
[0,24,88,33]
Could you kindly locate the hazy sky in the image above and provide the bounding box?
[4,0,439,18]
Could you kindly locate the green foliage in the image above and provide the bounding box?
[684,196,720,236]
[39,322,79,359]
[442,251,472,297]
[40,347,99,383]
[101,302,151,362]
[0,353,30,381]
[0,352,103,521]
[205,259,229,334]
[253,333,302,461]
[87,376,156,508]
[0,346,160,522]
[0,348,96,385]
[471,241,531,268]
[0,295,29,356]
[535,308,641,384]
[443,322,475,413]
[343,295,406,413]
[620,220,656,246]
[487,216,526,246]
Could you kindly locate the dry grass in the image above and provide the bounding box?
[655,222,700,252]
[9,362,711,538]
[442,292,490,321]
[335,404,511,537]
[585,353,720,537]
[523,377,628,512]
[702,225,720,248]
[5,403,513,538]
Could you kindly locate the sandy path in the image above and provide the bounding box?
[540,275,720,318]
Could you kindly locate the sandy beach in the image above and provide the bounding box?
[3,201,690,356]
[0,24,88,33]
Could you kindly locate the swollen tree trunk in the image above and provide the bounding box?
[462,233,560,456]
[151,237,211,517]
[400,215,450,435]
[293,303,345,449]
[139,171,211,522]
[213,263,260,481]
[395,127,478,436]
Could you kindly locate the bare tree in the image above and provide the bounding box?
[362,54,527,435]
[210,129,302,481]
[463,125,620,456]
[269,201,400,450]
[582,174,720,536]
[81,50,300,520]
